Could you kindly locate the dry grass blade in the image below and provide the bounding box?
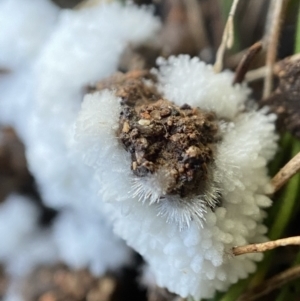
[271,152,300,193]
[262,0,286,98]
[237,265,300,301]
[213,0,240,73]
[232,236,300,256]
[233,41,262,84]
[246,53,300,82]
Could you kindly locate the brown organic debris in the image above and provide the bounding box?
[147,286,185,301]
[0,266,8,299]
[91,70,160,107]
[245,53,300,83]
[0,127,32,202]
[262,58,300,138]
[119,45,161,72]
[159,0,208,57]
[93,70,220,205]
[117,89,219,200]
[20,265,117,301]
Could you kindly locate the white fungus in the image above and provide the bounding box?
[0,0,278,300]
[26,1,161,211]
[53,209,133,276]
[0,194,39,263]
[0,0,59,70]
[0,0,59,140]
[0,1,161,299]
[0,194,58,301]
[75,55,277,299]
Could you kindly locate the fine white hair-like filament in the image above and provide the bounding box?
[130,167,221,229]
[131,168,174,205]
[156,195,207,229]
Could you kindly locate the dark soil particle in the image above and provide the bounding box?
[118,94,219,198]
[93,70,220,200]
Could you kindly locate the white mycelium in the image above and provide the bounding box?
[52,209,133,276]
[0,0,160,299]
[0,0,278,299]
[75,55,277,299]
[0,0,59,140]
[27,1,160,211]
[0,194,58,301]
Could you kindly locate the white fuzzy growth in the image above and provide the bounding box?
[0,0,59,69]
[6,231,58,278]
[75,56,278,299]
[0,70,34,140]
[75,90,133,209]
[0,5,158,297]
[53,210,132,276]
[0,0,59,139]
[131,168,171,205]
[0,3,160,300]
[0,195,39,262]
[155,55,250,120]
[0,195,58,277]
[34,2,160,123]
[75,90,122,168]
[26,2,160,210]
[0,195,58,301]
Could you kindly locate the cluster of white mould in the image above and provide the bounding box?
[0,0,277,300]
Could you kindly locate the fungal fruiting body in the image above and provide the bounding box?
[75,56,277,299]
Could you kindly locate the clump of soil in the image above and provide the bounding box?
[118,93,219,198]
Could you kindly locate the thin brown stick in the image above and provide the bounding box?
[232,236,300,256]
[271,152,300,193]
[245,53,300,82]
[213,0,240,73]
[262,0,286,98]
[233,41,262,85]
[237,265,300,301]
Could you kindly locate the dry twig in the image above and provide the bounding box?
[271,152,300,193]
[232,236,300,256]
[237,265,300,301]
[233,41,262,84]
[213,0,240,73]
[245,53,300,82]
[262,0,286,98]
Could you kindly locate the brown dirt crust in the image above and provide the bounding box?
[91,70,160,107]
[262,58,300,138]
[93,71,219,199]
[109,76,219,199]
